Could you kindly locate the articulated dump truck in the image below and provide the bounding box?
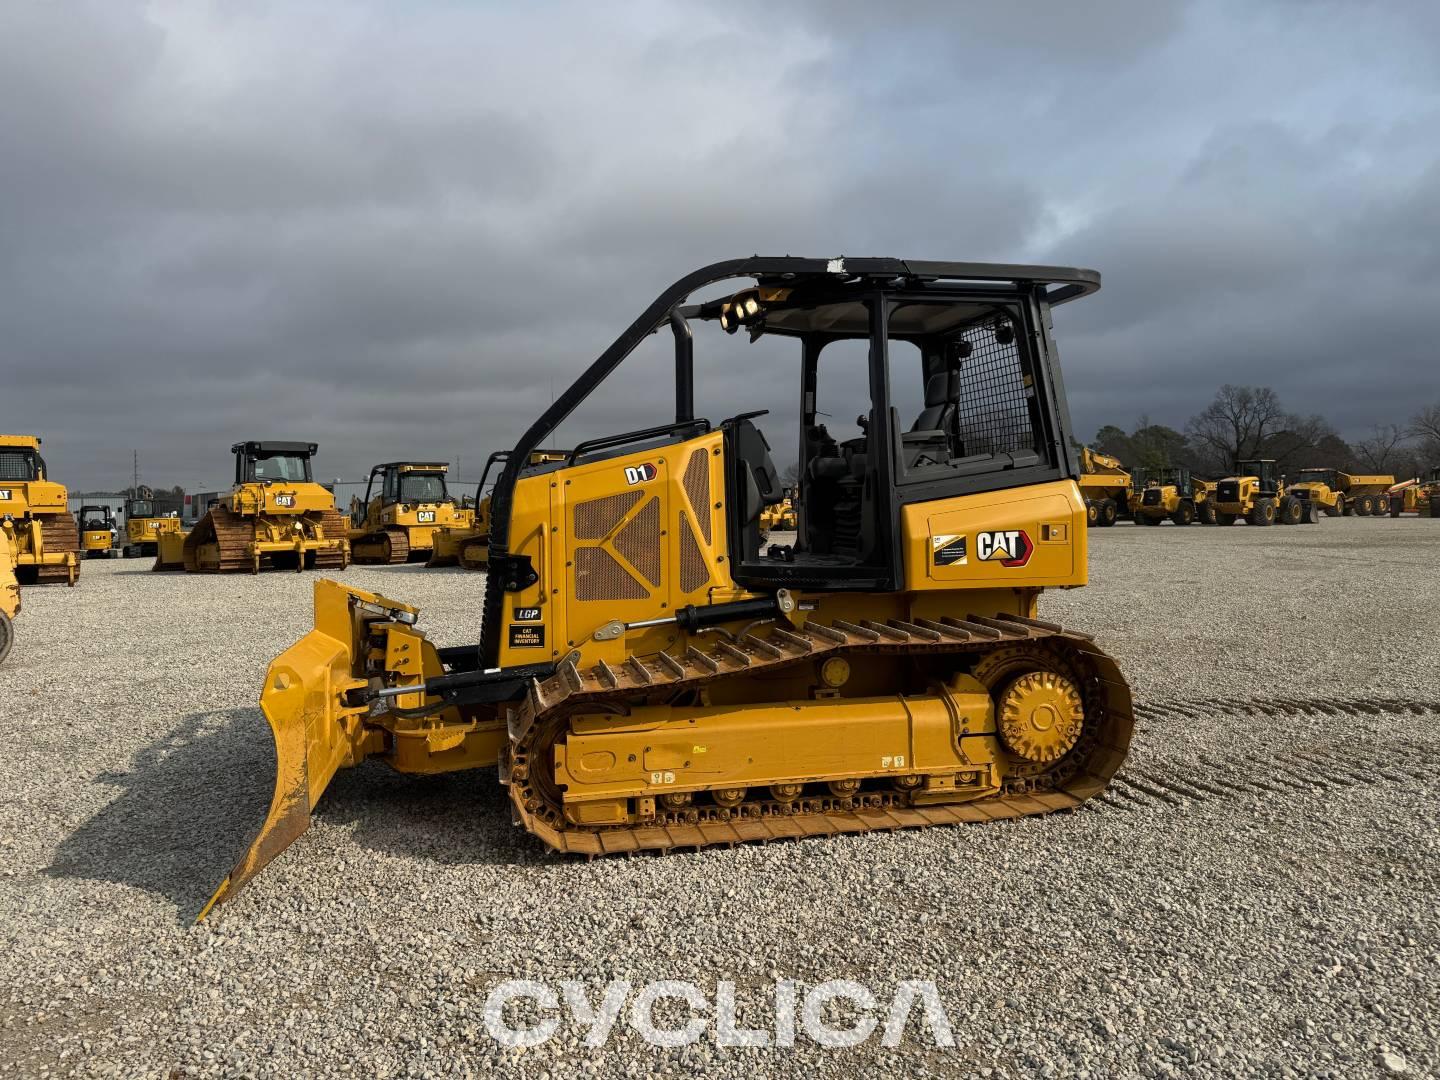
[204,257,1135,915]
[182,442,349,574]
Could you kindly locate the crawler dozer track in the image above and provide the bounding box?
[184,507,349,573]
[23,515,81,586]
[504,613,1132,855]
[352,526,410,565]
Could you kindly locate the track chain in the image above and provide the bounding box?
[503,612,1133,856]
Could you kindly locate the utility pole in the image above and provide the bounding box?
[133,450,139,493]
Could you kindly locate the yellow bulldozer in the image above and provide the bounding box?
[1286,468,1396,517]
[1211,459,1317,526]
[1127,467,1215,525]
[121,489,183,558]
[0,529,19,666]
[758,489,799,536]
[1077,447,1130,527]
[0,434,80,586]
[182,442,349,573]
[77,504,118,559]
[350,462,473,564]
[201,257,1135,914]
[427,450,569,569]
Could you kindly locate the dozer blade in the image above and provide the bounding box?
[199,580,398,918]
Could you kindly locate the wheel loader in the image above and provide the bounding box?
[77,505,118,558]
[1287,468,1396,517]
[1126,467,1212,525]
[427,450,569,569]
[350,462,474,564]
[122,489,183,557]
[759,489,799,536]
[1212,459,1317,526]
[0,435,80,586]
[0,529,19,666]
[201,257,1134,916]
[182,442,350,573]
[1077,447,1130,527]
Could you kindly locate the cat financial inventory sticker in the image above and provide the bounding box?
[931,534,967,566]
[509,623,545,649]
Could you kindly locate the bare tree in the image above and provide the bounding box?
[1353,423,1407,472]
[1409,402,1440,466]
[1185,385,1287,472]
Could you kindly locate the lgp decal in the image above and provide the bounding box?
[931,534,967,566]
[624,463,658,485]
[976,529,1033,568]
[513,606,542,621]
[274,493,296,508]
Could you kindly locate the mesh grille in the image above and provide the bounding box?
[683,448,711,543]
[0,451,34,481]
[575,547,647,600]
[574,490,642,540]
[953,319,1036,457]
[678,514,711,593]
[613,497,661,586]
[1218,481,1240,503]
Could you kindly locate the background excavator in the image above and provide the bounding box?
[350,462,472,564]
[182,442,349,573]
[203,257,1134,915]
[0,434,80,586]
[77,505,118,559]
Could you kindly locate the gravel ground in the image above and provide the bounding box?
[1,518,1437,1078]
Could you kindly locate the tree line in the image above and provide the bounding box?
[1088,385,1440,480]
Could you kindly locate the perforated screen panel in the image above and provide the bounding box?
[952,320,1037,457]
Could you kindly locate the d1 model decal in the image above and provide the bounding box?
[975,529,1033,568]
[624,463,658,485]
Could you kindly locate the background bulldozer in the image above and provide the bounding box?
[1212,459,1316,526]
[350,462,472,564]
[203,256,1134,914]
[0,529,18,666]
[121,488,183,557]
[0,434,80,586]
[77,505,117,559]
[1287,468,1396,517]
[182,442,349,573]
[1077,447,1130,527]
[427,450,568,569]
[1127,467,1214,525]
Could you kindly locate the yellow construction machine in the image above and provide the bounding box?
[122,489,183,557]
[759,489,799,536]
[350,462,473,564]
[182,442,349,573]
[77,505,118,558]
[1387,469,1440,517]
[1287,468,1396,517]
[202,257,1134,915]
[1127,468,1214,525]
[1077,447,1130,527]
[427,450,568,569]
[0,529,19,666]
[0,435,80,586]
[1212,459,1317,526]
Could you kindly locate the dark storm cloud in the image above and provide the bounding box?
[2,0,1438,493]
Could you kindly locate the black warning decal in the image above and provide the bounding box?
[931,534,968,566]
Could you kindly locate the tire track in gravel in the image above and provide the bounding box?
[1092,696,1440,814]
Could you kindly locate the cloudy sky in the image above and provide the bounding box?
[5,0,1439,493]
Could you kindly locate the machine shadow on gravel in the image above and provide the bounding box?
[48,708,534,921]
